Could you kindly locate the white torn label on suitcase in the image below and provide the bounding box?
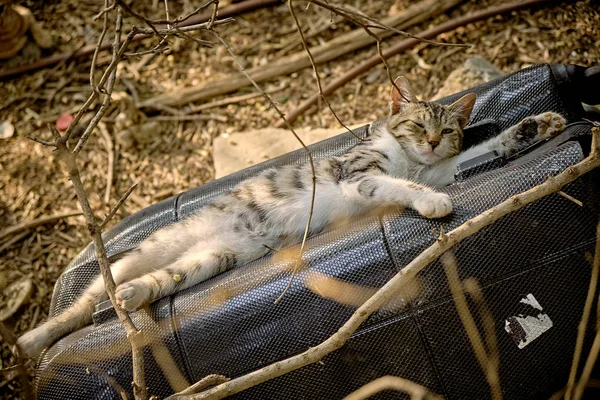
[505,293,553,349]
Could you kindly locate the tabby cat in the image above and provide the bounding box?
[18,77,566,357]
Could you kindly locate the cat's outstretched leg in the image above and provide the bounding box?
[115,243,251,311]
[16,239,184,358]
[351,175,452,218]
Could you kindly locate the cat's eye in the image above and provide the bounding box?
[404,121,424,130]
[441,128,454,135]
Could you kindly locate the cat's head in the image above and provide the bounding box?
[385,76,476,165]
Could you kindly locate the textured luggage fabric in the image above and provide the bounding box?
[36,64,599,400]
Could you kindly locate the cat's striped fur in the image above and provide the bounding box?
[18,77,566,358]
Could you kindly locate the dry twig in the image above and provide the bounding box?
[174,126,599,399]
[206,30,318,303]
[441,253,502,400]
[288,0,365,141]
[572,219,600,400]
[565,221,600,399]
[342,375,443,400]
[0,211,82,242]
[0,0,281,80]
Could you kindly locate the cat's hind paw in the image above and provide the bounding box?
[17,327,51,359]
[413,192,452,218]
[116,281,150,311]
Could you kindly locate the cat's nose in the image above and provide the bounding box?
[428,139,440,149]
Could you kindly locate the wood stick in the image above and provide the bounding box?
[572,219,600,400]
[442,253,502,400]
[140,0,462,108]
[98,122,115,205]
[0,211,82,242]
[276,0,551,127]
[173,126,599,400]
[565,221,600,399]
[185,85,286,113]
[343,376,443,400]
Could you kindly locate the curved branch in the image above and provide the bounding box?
[343,376,443,400]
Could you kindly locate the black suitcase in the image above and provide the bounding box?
[35,64,600,399]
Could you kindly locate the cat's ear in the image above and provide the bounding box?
[390,76,417,115]
[447,93,476,128]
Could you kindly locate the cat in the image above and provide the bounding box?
[17,76,566,358]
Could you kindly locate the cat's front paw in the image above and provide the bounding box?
[413,192,452,218]
[514,112,566,144]
[116,281,150,311]
[531,112,566,140]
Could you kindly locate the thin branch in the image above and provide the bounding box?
[558,190,583,207]
[0,0,281,80]
[163,0,172,28]
[441,253,502,400]
[178,127,599,399]
[565,221,600,399]
[288,0,366,141]
[100,182,139,228]
[0,211,82,242]
[572,218,600,400]
[306,0,469,48]
[343,376,443,400]
[463,278,500,400]
[208,30,318,304]
[91,0,112,92]
[98,122,115,204]
[207,0,219,30]
[26,135,57,147]
[170,375,230,397]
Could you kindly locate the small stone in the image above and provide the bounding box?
[0,121,15,139]
[365,69,382,84]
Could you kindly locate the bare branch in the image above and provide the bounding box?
[441,253,502,400]
[278,0,551,127]
[306,0,469,48]
[91,0,112,92]
[0,210,82,242]
[572,218,600,400]
[208,30,318,303]
[288,0,366,142]
[566,220,600,399]
[100,182,139,228]
[342,375,443,400]
[27,135,57,147]
[169,374,230,398]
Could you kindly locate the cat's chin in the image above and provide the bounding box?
[416,151,441,164]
